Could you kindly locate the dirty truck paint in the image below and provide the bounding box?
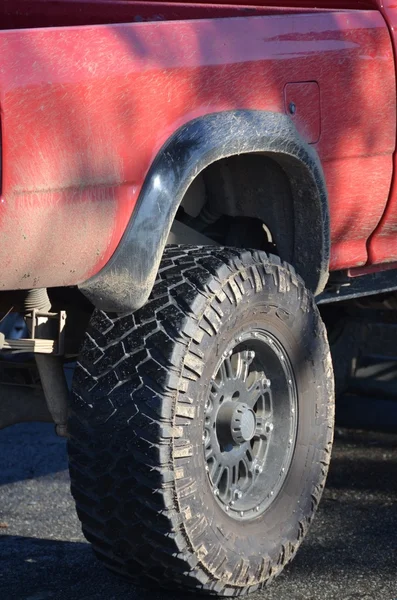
[0,9,395,290]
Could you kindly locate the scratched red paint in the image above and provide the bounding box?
[0,4,395,289]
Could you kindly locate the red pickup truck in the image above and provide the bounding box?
[1,0,396,595]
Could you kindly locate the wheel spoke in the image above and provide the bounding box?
[264,390,272,417]
[219,467,233,503]
[211,462,224,488]
[210,378,221,394]
[245,385,261,408]
[225,356,235,379]
[235,350,255,382]
[205,443,214,459]
[238,457,252,488]
[245,378,266,408]
[231,465,239,488]
[255,417,266,438]
[219,360,227,384]
[245,447,253,465]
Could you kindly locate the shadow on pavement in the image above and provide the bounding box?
[0,535,187,600]
[0,423,67,486]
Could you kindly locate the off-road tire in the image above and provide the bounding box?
[68,246,334,596]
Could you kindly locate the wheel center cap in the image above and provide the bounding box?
[217,401,257,447]
[232,403,256,444]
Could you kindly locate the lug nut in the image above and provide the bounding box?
[214,488,219,496]
[265,422,274,433]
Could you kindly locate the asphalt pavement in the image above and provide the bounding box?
[0,422,396,600]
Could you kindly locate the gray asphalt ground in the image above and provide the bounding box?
[0,422,396,600]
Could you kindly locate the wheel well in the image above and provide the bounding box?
[79,110,329,313]
[178,153,295,271]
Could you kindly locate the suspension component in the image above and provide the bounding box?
[0,310,66,355]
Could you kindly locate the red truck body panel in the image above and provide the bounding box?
[0,4,396,290]
[366,0,397,266]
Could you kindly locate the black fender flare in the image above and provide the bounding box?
[79,110,330,313]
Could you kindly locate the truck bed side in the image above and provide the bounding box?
[0,10,394,290]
